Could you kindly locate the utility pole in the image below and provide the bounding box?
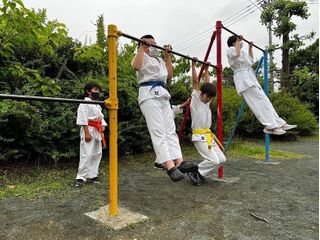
[268,21,274,91]
[259,0,275,91]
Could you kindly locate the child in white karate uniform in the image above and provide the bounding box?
[188,59,226,185]
[132,35,197,182]
[154,99,190,170]
[226,35,296,135]
[75,82,107,187]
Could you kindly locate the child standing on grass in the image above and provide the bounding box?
[75,82,107,188]
[188,59,226,185]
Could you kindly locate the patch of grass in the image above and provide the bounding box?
[0,167,75,200]
[226,142,307,160]
[0,139,309,200]
[299,134,319,141]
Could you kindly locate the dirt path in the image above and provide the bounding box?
[0,139,318,240]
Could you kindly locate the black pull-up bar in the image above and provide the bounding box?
[0,94,104,105]
[221,25,265,52]
[120,32,217,69]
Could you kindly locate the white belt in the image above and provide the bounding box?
[234,68,253,74]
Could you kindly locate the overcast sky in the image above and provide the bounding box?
[23,0,319,67]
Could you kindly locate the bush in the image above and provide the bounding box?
[0,100,78,165]
[210,87,318,138]
[269,91,318,135]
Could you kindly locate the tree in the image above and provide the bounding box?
[96,14,107,50]
[260,0,309,89]
[96,14,107,75]
[290,38,319,74]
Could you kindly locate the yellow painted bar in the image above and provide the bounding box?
[106,24,119,216]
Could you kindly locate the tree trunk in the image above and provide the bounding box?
[281,32,290,89]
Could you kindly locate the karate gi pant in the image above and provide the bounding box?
[76,139,102,181]
[242,86,286,129]
[140,97,182,164]
[194,140,226,178]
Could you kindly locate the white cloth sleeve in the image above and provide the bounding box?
[227,47,243,65]
[76,104,88,126]
[102,118,107,126]
[191,89,201,109]
[172,105,183,116]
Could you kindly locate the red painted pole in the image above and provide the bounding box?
[178,31,216,140]
[216,20,224,179]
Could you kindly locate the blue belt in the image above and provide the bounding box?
[138,80,166,91]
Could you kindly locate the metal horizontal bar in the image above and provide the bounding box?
[221,25,265,52]
[120,32,217,69]
[0,94,105,105]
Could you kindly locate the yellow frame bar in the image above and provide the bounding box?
[106,24,119,216]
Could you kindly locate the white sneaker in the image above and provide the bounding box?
[281,124,297,131]
[263,128,286,135]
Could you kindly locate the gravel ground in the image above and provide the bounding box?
[0,138,318,240]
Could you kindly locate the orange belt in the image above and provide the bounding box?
[88,120,107,148]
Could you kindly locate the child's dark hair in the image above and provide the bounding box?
[84,82,100,96]
[138,34,154,47]
[200,83,216,98]
[227,35,238,47]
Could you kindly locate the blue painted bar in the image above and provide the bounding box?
[263,50,270,162]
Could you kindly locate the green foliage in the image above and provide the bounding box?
[96,14,107,50]
[73,44,104,76]
[260,0,309,38]
[290,38,319,74]
[260,0,310,89]
[0,100,78,164]
[289,67,319,117]
[269,91,317,135]
[210,87,317,138]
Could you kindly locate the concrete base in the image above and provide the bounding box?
[210,177,240,183]
[255,161,280,165]
[84,205,148,230]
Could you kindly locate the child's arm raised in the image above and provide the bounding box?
[132,38,149,71]
[235,35,243,57]
[192,58,199,90]
[248,41,253,59]
[164,45,173,80]
[204,63,210,83]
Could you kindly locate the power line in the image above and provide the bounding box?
[174,6,260,52]
[172,26,214,50]
[223,5,258,26]
[174,3,258,51]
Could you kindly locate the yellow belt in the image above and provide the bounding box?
[192,128,224,151]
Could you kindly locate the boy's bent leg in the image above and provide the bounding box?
[194,141,220,178]
[212,141,226,164]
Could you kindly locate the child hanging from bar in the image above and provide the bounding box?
[75,82,107,187]
[132,34,198,182]
[188,58,226,185]
[226,35,297,135]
